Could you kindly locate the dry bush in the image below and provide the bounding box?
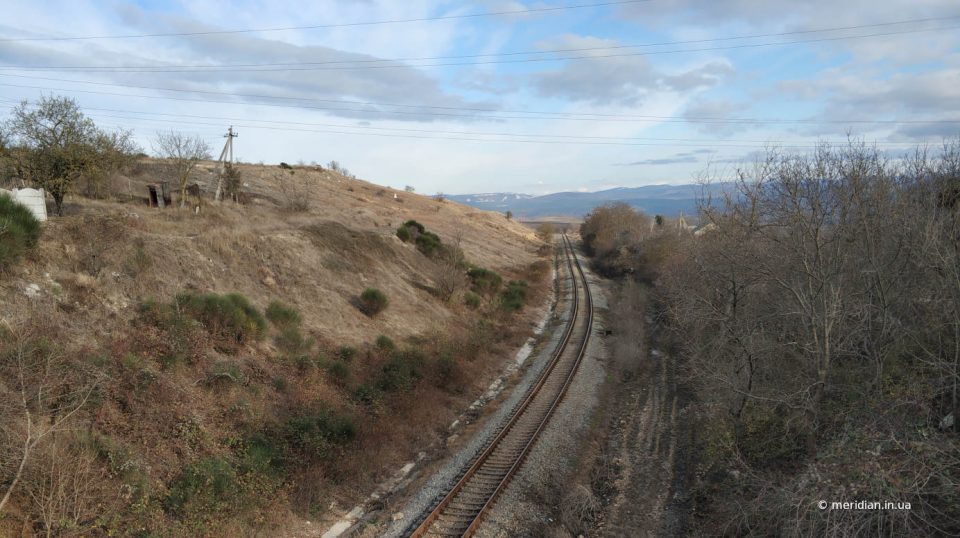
[275,171,313,212]
[0,320,100,519]
[22,434,107,537]
[560,484,600,535]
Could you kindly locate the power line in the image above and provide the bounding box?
[3,77,959,126]
[0,0,655,42]
[0,102,935,147]
[2,16,952,71]
[1,23,957,72]
[52,109,930,149]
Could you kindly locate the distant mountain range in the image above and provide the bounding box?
[448,183,731,219]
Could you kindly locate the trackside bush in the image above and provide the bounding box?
[166,456,238,518]
[285,409,356,461]
[499,280,529,311]
[0,193,42,270]
[467,267,502,295]
[174,292,266,347]
[359,288,388,316]
[464,292,481,309]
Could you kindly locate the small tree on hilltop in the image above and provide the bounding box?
[8,96,135,215]
[153,131,211,208]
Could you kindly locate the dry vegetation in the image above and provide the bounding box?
[580,140,960,536]
[0,99,550,536]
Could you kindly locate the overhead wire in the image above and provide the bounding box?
[0,0,655,42]
[2,77,959,126]
[1,16,953,71]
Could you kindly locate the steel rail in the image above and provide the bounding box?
[409,234,594,537]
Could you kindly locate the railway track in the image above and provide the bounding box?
[409,234,594,537]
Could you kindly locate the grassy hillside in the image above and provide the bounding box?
[0,160,550,536]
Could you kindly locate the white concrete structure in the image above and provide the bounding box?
[0,188,47,222]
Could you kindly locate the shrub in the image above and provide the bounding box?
[376,349,424,393]
[136,299,203,368]
[284,409,356,461]
[336,345,357,362]
[275,327,312,355]
[499,280,529,311]
[359,288,388,316]
[174,292,266,348]
[375,335,395,351]
[467,267,502,296]
[464,292,481,309]
[325,360,350,383]
[402,219,425,234]
[166,456,238,517]
[265,301,301,328]
[415,231,442,257]
[353,383,383,407]
[396,219,425,243]
[240,434,284,476]
[0,193,42,271]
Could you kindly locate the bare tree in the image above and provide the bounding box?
[152,131,211,208]
[434,230,468,302]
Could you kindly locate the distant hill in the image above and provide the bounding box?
[448,183,732,219]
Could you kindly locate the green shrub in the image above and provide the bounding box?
[359,288,388,316]
[467,267,502,295]
[376,349,425,393]
[395,225,412,242]
[402,219,425,233]
[375,335,395,351]
[275,326,312,355]
[414,230,442,257]
[166,456,238,517]
[240,434,284,476]
[174,292,266,347]
[0,193,42,271]
[265,301,301,328]
[499,280,529,311]
[325,360,350,383]
[136,299,202,368]
[336,345,357,362]
[353,383,383,406]
[464,292,481,309]
[285,409,356,461]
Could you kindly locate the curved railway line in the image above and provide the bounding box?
[408,234,594,537]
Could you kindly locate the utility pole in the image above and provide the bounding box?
[214,126,238,201]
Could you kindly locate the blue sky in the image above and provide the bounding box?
[0,0,957,194]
